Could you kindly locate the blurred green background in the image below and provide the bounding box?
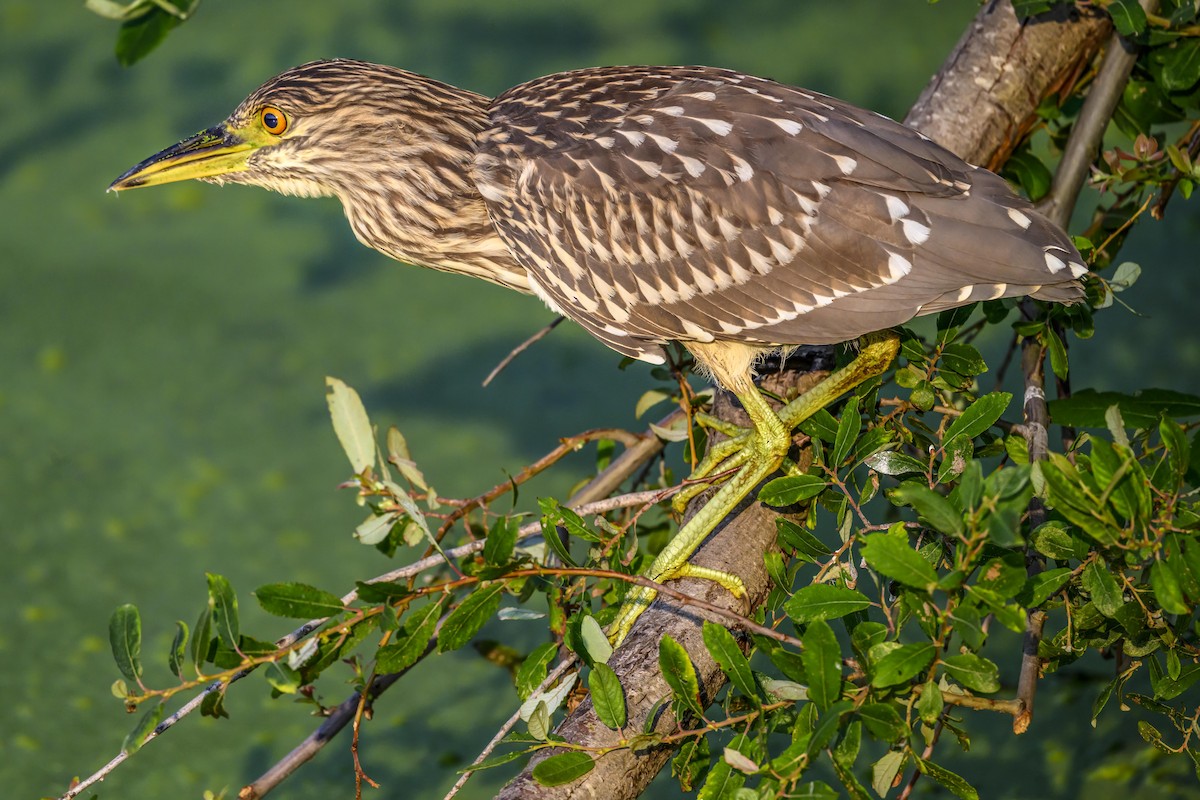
[3,1,1198,798]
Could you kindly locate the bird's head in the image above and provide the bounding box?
[109,59,488,201]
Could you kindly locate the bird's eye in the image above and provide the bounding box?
[260,106,288,135]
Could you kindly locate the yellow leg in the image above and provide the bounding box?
[609,331,900,645]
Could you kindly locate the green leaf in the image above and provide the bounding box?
[702,621,758,701]
[759,474,828,506]
[858,702,906,742]
[254,582,345,619]
[579,615,613,666]
[784,585,873,623]
[1049,388,1200,428]
[940,343,987,377]
[1046,329,1069,379]
[1151,561,1190,615]
[438,583,504,652]
[121,700,165,754]
[916,756,979,800]
[1082,561,1123,617]
[864,450,927,476]
[872,751,907,798]
[776,519,833,560]
[206,573,239,650]
[832,397,861,467]
[871,643,936,688]
[483,516,520,566]
[1159,39,1200,92]
[516,642,559,701]
[168,620,189,678]
[672,736,711,792]
[941,654,1000,693]
[945,392,1012,442]
[114,4,186,66]
[1108,0,1148,36]
[889,482,965,538]
[1019,567,1073,607]
[1002,149,1052,201]
[802,620,842,710]
[861,532,937,592]
[659,634,705,718]
[589,663,626,730]
[325,376,375,474]
[191,604,212,672]
[377,600,442,672]
[532,752,595,786]
[798,408,840,442]
[264,661,301,694]
[917,680,943,723]
[109,604,143,684]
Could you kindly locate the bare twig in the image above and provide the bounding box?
[1015,0,1159,736]
[482,316,566,387]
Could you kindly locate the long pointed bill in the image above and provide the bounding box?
[108,125,256,191]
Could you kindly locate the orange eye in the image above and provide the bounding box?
[260,106,287,135]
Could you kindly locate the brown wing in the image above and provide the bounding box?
[473,65,1085,363]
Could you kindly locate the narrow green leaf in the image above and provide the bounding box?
[109,604,143,683]
[377,600,442,672]
[516,642,559,701]
[832,397,861,467]
[1082,561,1123,617]
[191,604,212,671]
[659,634,705,718]
[121,700,165,754]
[916,756,979,800]
[1046,329,1069,379]
[759,474,828,506]
[802,620,842,711]
[589,663,627,730]
[702,621,758,701]
[438,583,504,652]
[483,516,520,566]
[917,680,944,723]
[941,654,1000,693]
[861,532,937,592]
[889,482,965,538]
[206,573,240,650]
[168,620,189,678]
[944,392,1012,442]
[254,582,345,619]
[324,376,375,473]
[784,584,873,623]
[532,752,595,786]
[1049,388,1200,428]
[870,643,935,688]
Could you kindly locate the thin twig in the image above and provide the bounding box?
[482,316,565,387]
[444,657,578,800]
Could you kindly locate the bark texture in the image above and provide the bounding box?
[497,3,1112,798]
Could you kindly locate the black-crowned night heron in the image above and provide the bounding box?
[110,60,1087,642]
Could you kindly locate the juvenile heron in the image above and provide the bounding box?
[111,60,1087,642]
